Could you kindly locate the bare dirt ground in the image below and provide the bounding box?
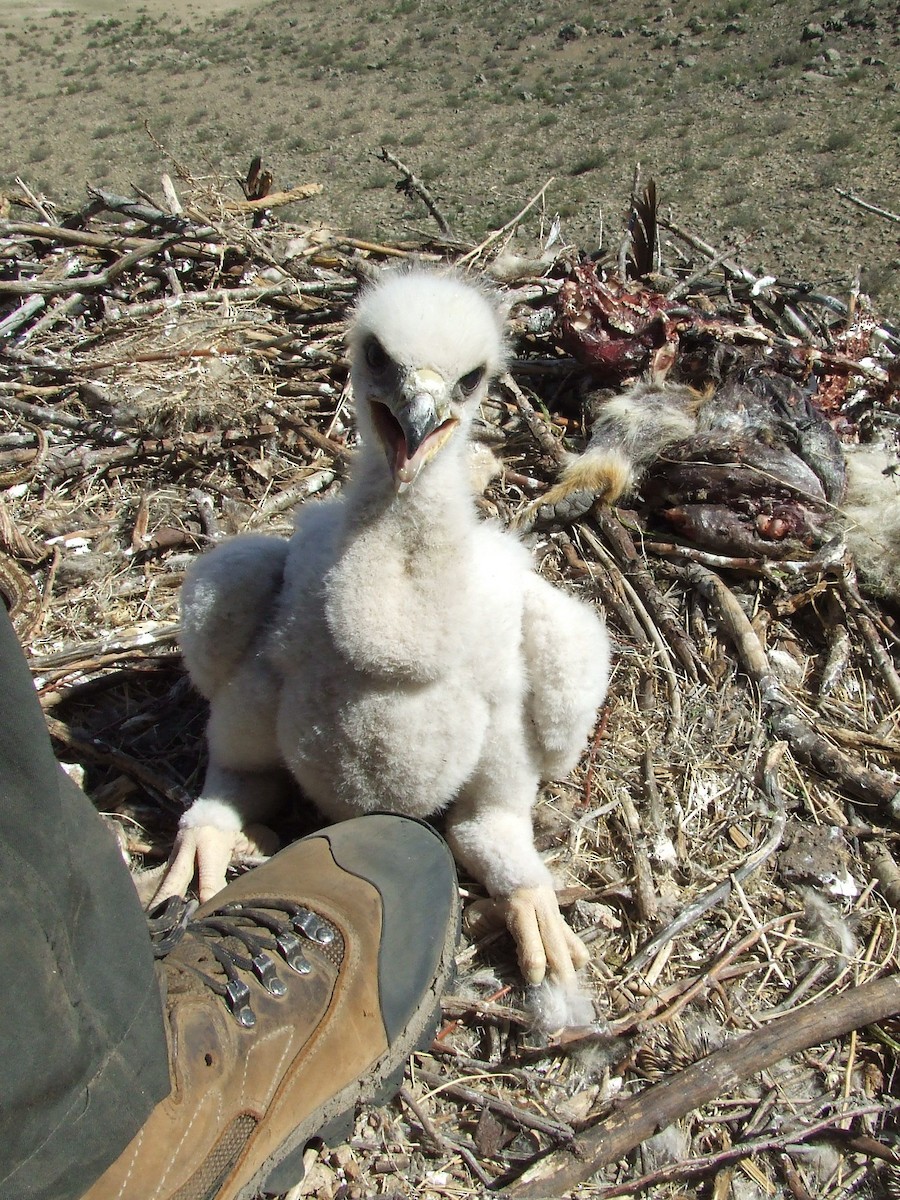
[0,0,898,315]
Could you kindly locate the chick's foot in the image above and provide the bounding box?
[467,885,589,985]
[149,823,279,908]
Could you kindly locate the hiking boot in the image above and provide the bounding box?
[83,814,459,1200]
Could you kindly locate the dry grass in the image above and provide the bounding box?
[1,168,899,1199]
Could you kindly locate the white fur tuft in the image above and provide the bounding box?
[527,976,597,1034]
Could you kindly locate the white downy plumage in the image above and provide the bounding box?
[156,268,611,993]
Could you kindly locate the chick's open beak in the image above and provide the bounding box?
[372,369,458,492]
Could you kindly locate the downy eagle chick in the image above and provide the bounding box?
[155,268,611,986]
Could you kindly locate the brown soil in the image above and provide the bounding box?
[0,0,898,315]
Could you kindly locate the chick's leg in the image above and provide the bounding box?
[149,765,285,906]
[150,665,286,907]
[446,794,588,985]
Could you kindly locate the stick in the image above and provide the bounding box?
[86,186,218,239]
[502,974,900,1197]
[0,294,45,338]
[0,219,210,261]
[27,622,179,670]
[413,1067,575,1143]
[378,149,452,237]
[594,1103,895,1198]
[14,176,54,223]
[615,789,658,924]
[0,394,124,442]
[498,373,566,465]
[45,715,190,813]
[579,522,683,735]
[685,563,900,818]
[594,511,706,683]
[863,842,900,909]
[0,236,178,297]
[457,178,555,268]
[625,743,787,974]
[107,278,351,322]
[834,187,900,226]
[222,183,324,213]
[849,605,900,709]
[398,1086,494,1188]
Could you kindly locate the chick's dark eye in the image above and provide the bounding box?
[459,365,485,394]
[365,338,388,372]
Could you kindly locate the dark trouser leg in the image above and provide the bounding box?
[0,607,170,1200]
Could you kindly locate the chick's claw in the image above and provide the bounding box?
[466,885,589,985]
[149,823,279,908]
[506,885,590,985]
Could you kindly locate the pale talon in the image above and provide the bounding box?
[149,824,277,909]
[468,886,588,987]
[235,823,281,864]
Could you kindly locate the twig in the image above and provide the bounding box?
[222,183,324,213]
[378,148,452,237]
[106,279,351,322]
[413,1067,575,1143]
[645,910,798,1029]
[615,789,658,925]
[659,216,757,287]
[594,510,706,683]
[0,236,179,296]
[160,174,183,216]
[626,743,788,974]
[27,622,180,670]
[0,394,124,442]
[457,178,556,268]
[863,842,900,909]
[0,495,46,562]
[86,186,219,239]
[0,551,42,640]
[398,1086,494,1188]
[498,373,566,464]
[502,975,900,1196]
[643,544,816,580]
[848,604,900,709]
[0,294,45,339]
[686,563,900,818]
[45,715,190,814]
[834,187,900,226]
[0,219,210,261]
[14,176,54,223]
[248,471,336,523]
[592,1103,895,1198]
[666,238,750,301]
[578,522,683,735]
[819,596,852,699]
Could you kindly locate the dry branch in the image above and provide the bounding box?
[378,148,452,237]
[596,1103,897,1198]
[503,973,900,1197]
[222,183,324,213]
[685,562,900,818]
[626,742,788,975]
[835,187,900,226]
[414,1067,575,1143]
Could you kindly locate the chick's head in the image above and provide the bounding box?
[348,268,508,492]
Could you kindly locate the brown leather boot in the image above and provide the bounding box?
[83,814,459,1200]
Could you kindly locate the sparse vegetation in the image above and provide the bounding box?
[0,0,896,313]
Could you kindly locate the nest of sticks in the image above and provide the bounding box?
[1,164,900,1200]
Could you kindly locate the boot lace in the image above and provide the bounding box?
[148,895,339,1028]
